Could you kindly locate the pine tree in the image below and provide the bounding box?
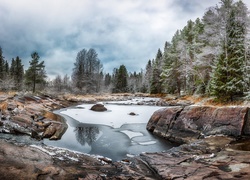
[25,52,46,93]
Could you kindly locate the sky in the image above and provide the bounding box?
[0,0,249,80]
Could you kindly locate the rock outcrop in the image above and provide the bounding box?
[0,138,158,180]
[146,105,250,179]
[0,94,73,140]
[141,136,250,179]
[147,106,250,144]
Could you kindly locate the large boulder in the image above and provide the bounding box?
[90,103,107,112]
[147,106,250,144]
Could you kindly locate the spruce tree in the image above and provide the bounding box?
[150,49,163,94]
[210,1,246,101]
[113,65,128,93]
[10,56,24,90]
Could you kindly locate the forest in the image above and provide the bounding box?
[0,0,249,101]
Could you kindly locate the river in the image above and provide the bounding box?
[44,98,176,161]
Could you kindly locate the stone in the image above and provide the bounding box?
[90,103,107,112]
[42,123,57,138]
[128,112,137,116]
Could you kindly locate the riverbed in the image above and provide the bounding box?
[44,101,176,161]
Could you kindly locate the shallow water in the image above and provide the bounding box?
[44,103,176,161]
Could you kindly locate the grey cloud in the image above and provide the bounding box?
[1,0,249,79]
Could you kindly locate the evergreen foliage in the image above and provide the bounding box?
[0,0,249,99]
[150,49,163,94]
[10,56,24,90]
[25,52,46,93]
[112,65,128,93]
[0,47,5,81]
[210,0,247,100]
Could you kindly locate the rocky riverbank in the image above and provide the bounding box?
[145,105,250,179]
[1,92,250,179]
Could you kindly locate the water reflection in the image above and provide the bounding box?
[74,125,100,146]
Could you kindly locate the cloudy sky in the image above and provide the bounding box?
[0,0,249,79]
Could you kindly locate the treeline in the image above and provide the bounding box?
[0,0,249,101]
[71,0,250,100]
[0,49,46,92]
[149,0,250,101]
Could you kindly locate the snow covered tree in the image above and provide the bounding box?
[72,48,103,93]
[141,60,152,93]
[53,75,63,92]
[210,0,247,101]
[150,49,163,94]
[161,33,183,95]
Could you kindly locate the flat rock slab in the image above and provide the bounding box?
[141,136,250,179]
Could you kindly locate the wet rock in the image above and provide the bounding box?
[90,103,107,112]
[147,106,250,144]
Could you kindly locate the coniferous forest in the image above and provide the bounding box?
[0,0,249,101]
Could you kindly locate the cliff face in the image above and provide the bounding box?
[147,106,250,144]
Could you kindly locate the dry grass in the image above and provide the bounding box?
[179,95,204,104]
[203,99,244,107]
[178,95,244,107]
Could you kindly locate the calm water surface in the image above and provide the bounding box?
[44,103,175,161]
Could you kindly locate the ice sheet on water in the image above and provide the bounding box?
[61,104,162,128]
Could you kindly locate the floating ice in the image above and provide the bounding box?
[139,141,157,145]
[120,130,143,139]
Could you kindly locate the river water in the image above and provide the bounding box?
[44,99,176,161]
